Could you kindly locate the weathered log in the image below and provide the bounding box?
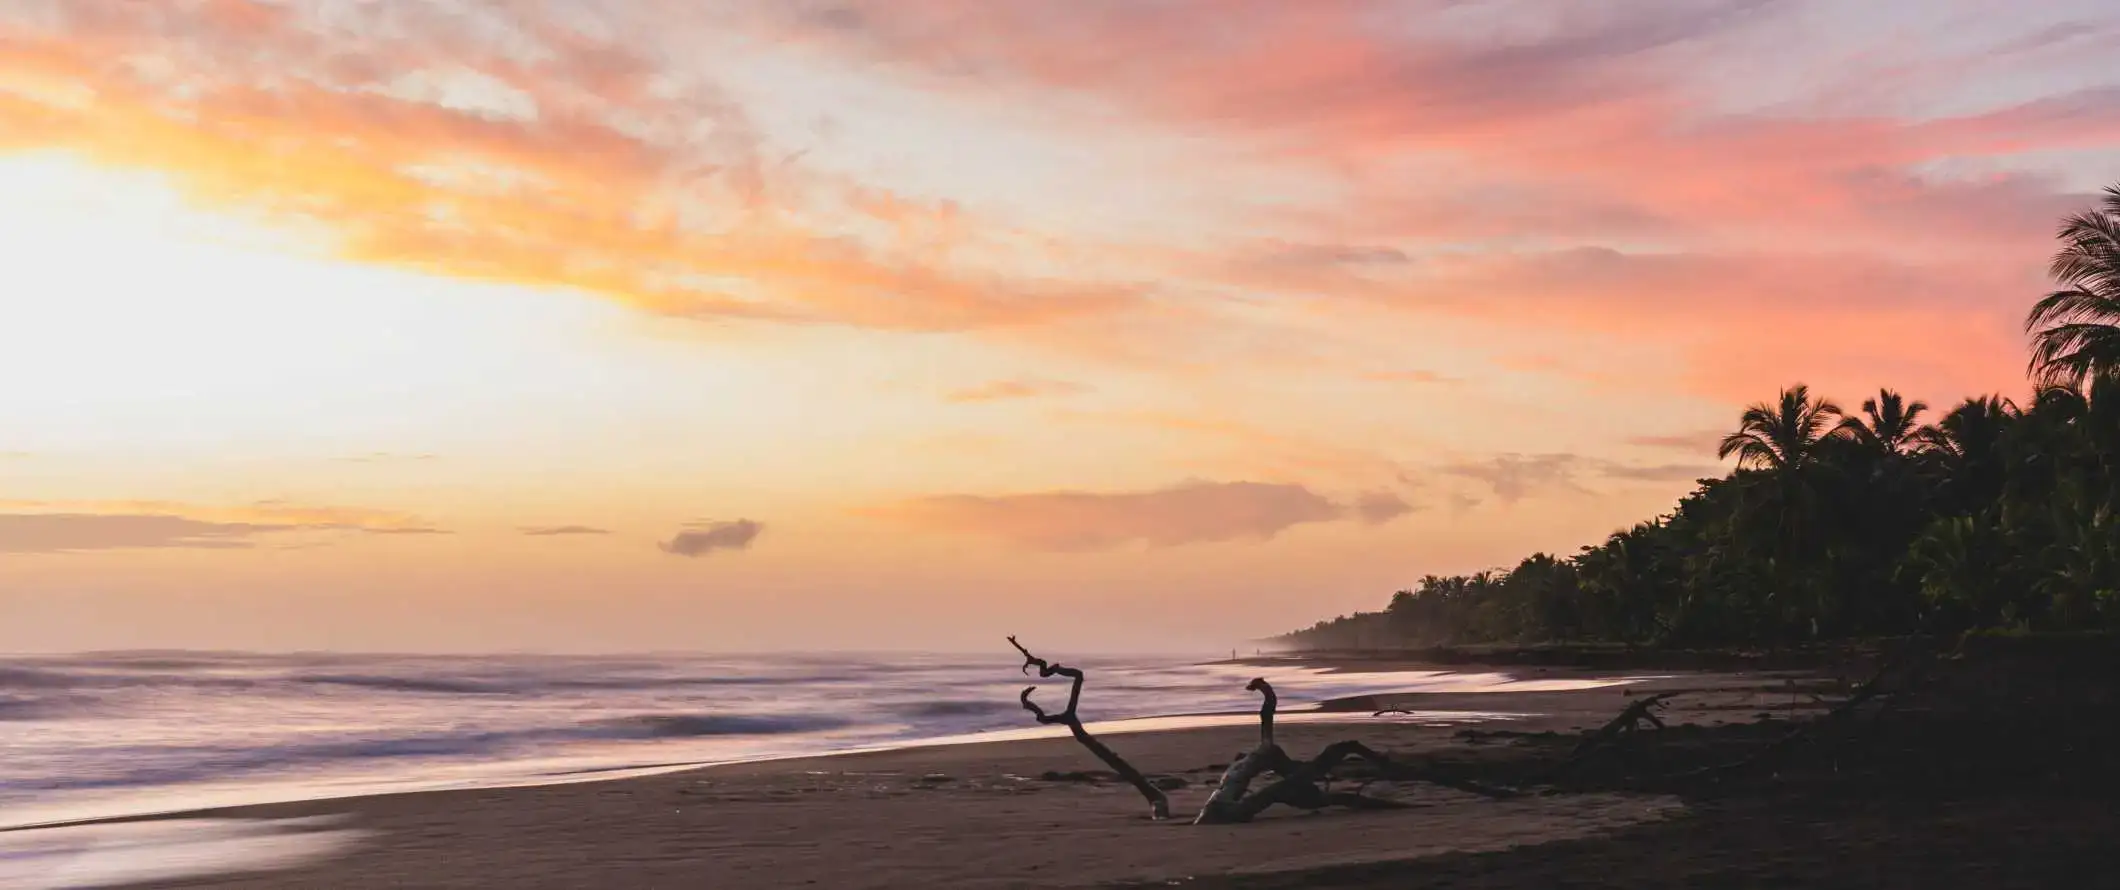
[1194,678,1284,823]
[1007,636,1170,820]
[1194,679,1511,824]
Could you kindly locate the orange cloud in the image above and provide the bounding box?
[864,480,1409,551]
[521,525,612,537]
[0,4,1145,334]
[4,1,2105,411]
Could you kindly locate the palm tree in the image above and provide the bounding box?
[2027,185,2120,388]
[1914,395,2018,463]
[1717,384,1843,469]
[1835,389,1929,455]
[1915,395,2019,512]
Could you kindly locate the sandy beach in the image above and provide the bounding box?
[12,645,2113,890]
[0,668,1780,888]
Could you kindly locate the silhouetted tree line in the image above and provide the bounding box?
[1283,187,2120,649]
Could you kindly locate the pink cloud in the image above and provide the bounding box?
[865,480,1408,551]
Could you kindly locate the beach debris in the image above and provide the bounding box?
[1674,643,1934,784]
[1573,692,1677,754]
[1193,678,1513,825]
[1007,635,1172,820]
[1537,692,1679,782]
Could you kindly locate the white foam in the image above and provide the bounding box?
[0,817,367,889]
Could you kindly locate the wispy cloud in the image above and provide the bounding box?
[521,525,612,536]
[1625,431,1727,454]
[1358,370,1460,386]
[659,519,764,557]
[1352,490,1416,525]
[1440,454,1717,502]
[0,500,446,553]
[943,378,1091,404]
[333,452,440,463]
[866,480,1408,551]
[1441,454,1594,504]
[0,514,278,553]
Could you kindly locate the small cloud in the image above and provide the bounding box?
[1597,462,1717,483]
[521,525,611,536]
[0,451,31,459]
[943,378,1091,404]
[1441,453,1590,503]
[1623,431,1725,454]
[1446,492,1484,513]
[1358,369,1461,385]
[659,519,764,557]
[1256,242,1412,267]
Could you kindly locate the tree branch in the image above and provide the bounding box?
[1007,636,1170,820]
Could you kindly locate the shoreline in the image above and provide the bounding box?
[0,705,1540,835]
[9,641,2112,887]
[2,667,1781,888]
[0,657,1646,835]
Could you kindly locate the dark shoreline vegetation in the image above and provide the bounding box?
[1281,188,2120,654]
[1123,637,2120,890]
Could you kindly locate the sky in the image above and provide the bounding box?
[3,0,2118,653]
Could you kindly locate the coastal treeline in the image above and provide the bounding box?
[1283,187,2120,650]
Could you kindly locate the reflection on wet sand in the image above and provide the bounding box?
[0,817,366,889]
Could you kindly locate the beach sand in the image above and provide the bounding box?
[21,654,2115,889]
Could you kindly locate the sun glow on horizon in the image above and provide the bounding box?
[2,1,2111,652]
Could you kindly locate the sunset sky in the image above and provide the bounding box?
[4,1,2117,653]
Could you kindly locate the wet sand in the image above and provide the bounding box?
[16,645,2114,889]
[0,671,1754,888]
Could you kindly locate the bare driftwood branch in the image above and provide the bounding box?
[1007,635,1170,820]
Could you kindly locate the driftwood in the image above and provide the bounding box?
[1676,644,1933,783]
[1537,691,1678,783]
[1571,692,1676,755]
[1193,679,1514,824]
[1007,636,1170,820]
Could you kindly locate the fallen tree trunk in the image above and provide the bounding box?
[1007,636,1170,820]
[1194,679,1513,824]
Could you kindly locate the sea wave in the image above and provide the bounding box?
[894,699,1012,718]
[292,674,515,695]
[587,713,852,738]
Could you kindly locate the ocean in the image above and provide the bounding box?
[0,650,1614,830]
